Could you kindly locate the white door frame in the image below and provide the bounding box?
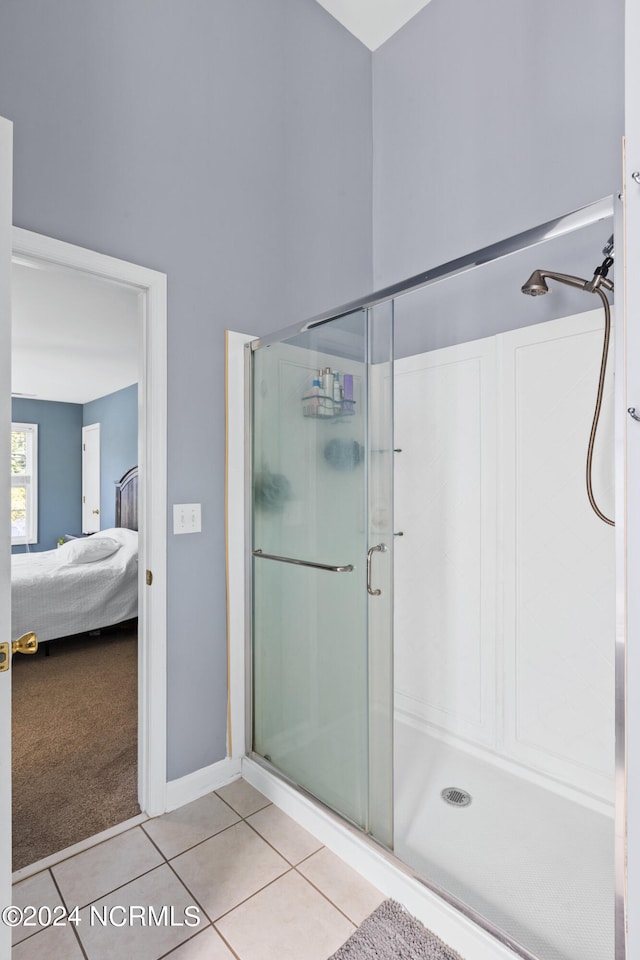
[0,114,13,960]
[11,227,168,822]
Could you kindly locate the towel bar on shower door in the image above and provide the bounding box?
[252,549,354,573]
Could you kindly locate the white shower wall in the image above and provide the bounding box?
[393,310,616,806]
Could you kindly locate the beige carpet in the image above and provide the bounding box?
[12,623,139,871]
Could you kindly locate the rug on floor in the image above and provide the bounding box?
[329,899,465,960]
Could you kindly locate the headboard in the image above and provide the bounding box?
[115,466,138,531]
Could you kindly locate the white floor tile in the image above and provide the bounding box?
[215,779,271,818]
[170,821,288,921]
[11,871,65,945]
[76,864,205,960]
[216,870,354,960]
[164,925,237,959]
[297,847,385,925]
[143,793,240,859]
[11,921,85,960]
[246,805,323,865]
[52,827,163,909]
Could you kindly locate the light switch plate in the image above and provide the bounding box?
[173,503,202,534]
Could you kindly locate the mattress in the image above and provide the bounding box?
[11,527,138,643]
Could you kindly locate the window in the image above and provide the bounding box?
[11,422,38,546]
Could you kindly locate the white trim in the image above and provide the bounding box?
[11,227,168,818]
[165,757,242,812]
[11,814,148,884]
[242,757,521,960]
[0,112,13,960]
[226,331,255,760]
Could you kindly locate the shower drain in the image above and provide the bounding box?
[441,786,472,807]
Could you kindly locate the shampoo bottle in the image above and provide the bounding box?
[333,371,342,412]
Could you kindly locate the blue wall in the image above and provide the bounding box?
[0,0,374,780]
[11,397,82,552]
[12,385,137,552]
[372,0,624,287]
[83,383,138,529]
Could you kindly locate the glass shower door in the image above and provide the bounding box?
[250,307,392,836]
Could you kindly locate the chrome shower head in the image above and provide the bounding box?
[521,270,549,296]
[521,269,589,295]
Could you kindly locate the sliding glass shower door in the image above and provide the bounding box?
[250,306,393,841]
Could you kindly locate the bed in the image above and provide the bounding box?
[11,466,139,645]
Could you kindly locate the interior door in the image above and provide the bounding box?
[82,422,100,532]
[0,114,13,959]
[250,306,393,839]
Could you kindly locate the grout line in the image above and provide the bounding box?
[156,925,242,960]
[49,868,91,960]
[139,823,171,862]
[211,866,295,925]
[161,858,214,950]
[151,817,244,864]
[242,812,323,869]
[293,864,360,930]
[156,928,210,960]
[8,869,90,954]
[208,926,244,960]
[292,845,326,868]
[213,786,272,820]
[76,862,167,912]
[52,851,170,914]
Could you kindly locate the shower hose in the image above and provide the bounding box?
[587,286,614,527]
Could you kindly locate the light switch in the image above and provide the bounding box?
[173,503,202,534]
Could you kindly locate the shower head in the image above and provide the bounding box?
[521,270,549,296]
[520,269,589,296]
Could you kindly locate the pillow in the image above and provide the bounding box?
[93,527,138,546]
[57,536,121,564]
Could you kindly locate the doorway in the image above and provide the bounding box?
[9,228,167,875]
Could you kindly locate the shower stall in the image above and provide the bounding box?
[244,197,620,960]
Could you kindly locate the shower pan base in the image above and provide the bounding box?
[394,721,613,960]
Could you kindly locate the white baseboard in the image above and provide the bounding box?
[165,757,242,812]
[242,757,523,960]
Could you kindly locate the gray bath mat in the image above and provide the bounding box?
[328,900,465,960]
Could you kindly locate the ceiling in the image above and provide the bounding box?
[12,259,139,405]
[314,0,433,50]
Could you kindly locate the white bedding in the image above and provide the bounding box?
[11,527,138,643]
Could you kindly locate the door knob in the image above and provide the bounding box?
[92,508,100,515]
[0,632,38,672]
[13,632,38,655]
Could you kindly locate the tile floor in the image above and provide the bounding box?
[11,779,385,960]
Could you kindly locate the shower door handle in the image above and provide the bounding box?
[252,549,353,573]
[367,543,387,596]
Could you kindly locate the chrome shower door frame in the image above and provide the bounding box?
[243,194,624,960]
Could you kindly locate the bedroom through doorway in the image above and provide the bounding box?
[9,236,160,873]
